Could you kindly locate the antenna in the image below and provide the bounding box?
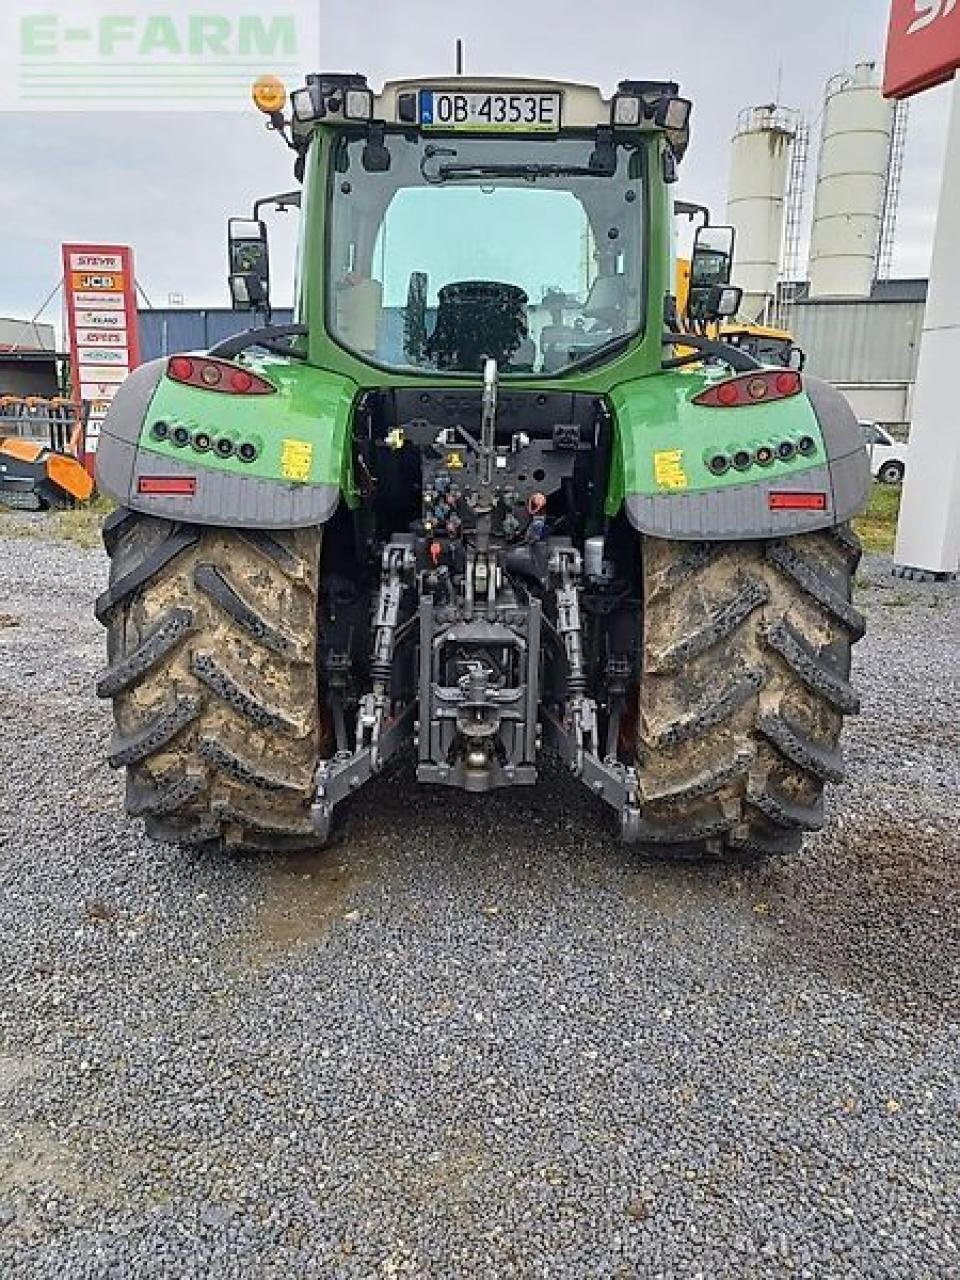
[455,39,464,75]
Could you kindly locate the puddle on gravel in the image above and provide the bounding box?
[235,849,369,969]
[748,814,960,1022]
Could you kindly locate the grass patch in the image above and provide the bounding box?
[0,494,114,550]
[854,482,901,554]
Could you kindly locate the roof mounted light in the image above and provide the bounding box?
[654,96,692,131]
[252,75,286,115]
[612,94,641,126]
[292,73,371,125]
[344,87,374,120]
[291,86,321,122]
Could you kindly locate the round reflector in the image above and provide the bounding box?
[169,357,194,382]
[776,372,799,396]
[747,378,768,400]
[230,369,254,393]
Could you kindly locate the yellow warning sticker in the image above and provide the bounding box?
[653,448,689,490]
[281,438,313,482]
[446,450,464,470]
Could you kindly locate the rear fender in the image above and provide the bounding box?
[95,354,358,529]
[609,371,869,539]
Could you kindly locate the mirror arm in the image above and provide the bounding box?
[660,333,762,373]
[253,190,302,220]
[208,324,308,361]
[674,200,710,227]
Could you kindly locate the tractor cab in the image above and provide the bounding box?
[233,74,708,381]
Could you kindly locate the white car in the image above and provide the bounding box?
[860,422,908,485]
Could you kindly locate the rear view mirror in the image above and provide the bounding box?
[691,224,735,289]
[714,285,742,318]
[228,218,270,313]
[688,284,742,326]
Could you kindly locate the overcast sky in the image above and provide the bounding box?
[0,0,952,327]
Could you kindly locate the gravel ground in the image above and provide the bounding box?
[0,522,958,1278]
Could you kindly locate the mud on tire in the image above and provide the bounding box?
[636,527,864,858]
[95,508,323,851]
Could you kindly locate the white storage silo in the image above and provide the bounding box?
[808,63,895,298]
[726,106,797,323]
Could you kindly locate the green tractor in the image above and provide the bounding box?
[94,74,868,857]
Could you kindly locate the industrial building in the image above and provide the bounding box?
[727,61,918,431]
[0,318,59,398]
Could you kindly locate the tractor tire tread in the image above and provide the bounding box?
[637,526,862,858]
[96,606,195,698]
[97,510,322,851]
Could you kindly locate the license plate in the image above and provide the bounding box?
[419,90,561,133]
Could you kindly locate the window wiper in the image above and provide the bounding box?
[429,162,604,184]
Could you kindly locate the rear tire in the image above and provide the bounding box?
[878,460,904,485]
[96,509,324,852]
[636,528,864,858]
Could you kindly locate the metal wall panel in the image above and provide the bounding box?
[784,299,924,383]
[137,309,295,361]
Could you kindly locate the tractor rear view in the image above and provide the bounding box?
[93,74,868,858]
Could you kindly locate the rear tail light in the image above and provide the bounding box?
[694,369,802,408]
[166,355,275,395]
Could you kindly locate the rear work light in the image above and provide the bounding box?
[138,476,197,496]
[166,356,275,395]
[694,369,802,408]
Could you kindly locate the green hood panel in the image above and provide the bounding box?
[606,369,869,539]
[606,369,825,513]
[138,356,359,500]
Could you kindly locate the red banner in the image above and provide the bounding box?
[884,0,960,98]
[62,243,140,463]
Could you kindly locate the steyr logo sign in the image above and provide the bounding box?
[908,0,958,35]
[885,0,960,96]
[0,1,317,112]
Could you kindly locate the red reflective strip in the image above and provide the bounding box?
[768,491,827,511]
[138,476,197,495]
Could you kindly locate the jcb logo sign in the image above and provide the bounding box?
[908,0,957,34]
